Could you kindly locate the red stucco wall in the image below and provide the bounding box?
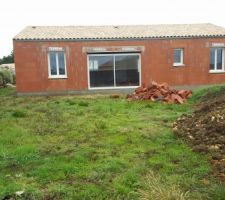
[13,38,225,93]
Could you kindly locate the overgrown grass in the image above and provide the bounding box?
[138,170,190,200]
[0,87,224,199]
[189,84,225,104]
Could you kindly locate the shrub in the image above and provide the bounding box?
[0,69,14,86]
[0,72,4,86]
[12,73,16,84]
[3,70,13,84]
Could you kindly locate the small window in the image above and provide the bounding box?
[173,48,184,66]
[48,51,67,78]
[210,48,224,72]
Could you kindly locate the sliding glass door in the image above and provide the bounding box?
[88,53,140,88]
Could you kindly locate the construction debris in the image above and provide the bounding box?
[173,87,225,183]
[126,81,192,104]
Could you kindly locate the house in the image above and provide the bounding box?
[13,23,225,95]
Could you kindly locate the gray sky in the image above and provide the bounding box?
[1,0,225,58]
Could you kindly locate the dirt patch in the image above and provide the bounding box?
[173,87,225,183]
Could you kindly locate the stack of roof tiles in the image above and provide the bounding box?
[126,81,192,104]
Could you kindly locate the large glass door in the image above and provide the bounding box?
[88,53,140,89]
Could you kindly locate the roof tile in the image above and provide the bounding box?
[14,23,225,40]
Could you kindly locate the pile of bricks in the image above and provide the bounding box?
[126,81,192,104]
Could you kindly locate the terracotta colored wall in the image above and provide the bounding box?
[13,38,225,93]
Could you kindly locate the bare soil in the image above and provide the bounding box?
[173,87,225,183]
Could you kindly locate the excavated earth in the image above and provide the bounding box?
[173,87,225,183]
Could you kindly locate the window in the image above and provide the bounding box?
[88,53,140,88]
[173,48,184,66]
[48,51,67,78]
[115,55,139,86]
[210,48,224,72]
[89,55,114,87]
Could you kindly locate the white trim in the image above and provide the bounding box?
[87,53,141,90]
[212,43,225,48]
[173,64,185,67]
[221,48,224,71]
[48,47,65,51]
[48,51,68,79]
[89,86,139,90]
[173,48,184,66]
[48,75,68,79]
[83,46,145,53]
[209,70,225,74]
[87,55,90,89]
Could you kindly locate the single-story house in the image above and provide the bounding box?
[13,23,225,95]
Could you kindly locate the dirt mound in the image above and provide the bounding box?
[173,87,225,182]
[127,81,192,104]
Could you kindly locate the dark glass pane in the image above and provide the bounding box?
[49,52,57,75]
[58,52,66,75]
[115,55,139,86]
[89,55,114,87]
[210,48,215,70]
[174,49,181,63]
[217,48,223,70]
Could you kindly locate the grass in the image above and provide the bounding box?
[0,87,224,199]
[138,170,190,200]
[188,84,225,104]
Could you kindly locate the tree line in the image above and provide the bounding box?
[0,51,14,65]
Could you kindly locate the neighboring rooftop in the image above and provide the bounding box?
[14,23,225,41]
[0,63,15,74]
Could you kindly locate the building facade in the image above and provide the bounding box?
[13,24,225,94]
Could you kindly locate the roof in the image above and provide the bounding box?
[14,23,225,41]
[0,63,15,68]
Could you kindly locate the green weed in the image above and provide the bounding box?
[0,87,224,199]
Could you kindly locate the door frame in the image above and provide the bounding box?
[87,52,141,90]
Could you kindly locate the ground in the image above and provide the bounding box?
[174,85,225,184]
[0,88,225,200]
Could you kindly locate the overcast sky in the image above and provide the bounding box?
[1,0,225,58]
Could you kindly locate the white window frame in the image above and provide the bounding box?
[209,48,225,73]
[173,48,184,67]
[48,51,67,79]
[87,53,141,90]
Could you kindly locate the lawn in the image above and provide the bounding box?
[0,88,224,199]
